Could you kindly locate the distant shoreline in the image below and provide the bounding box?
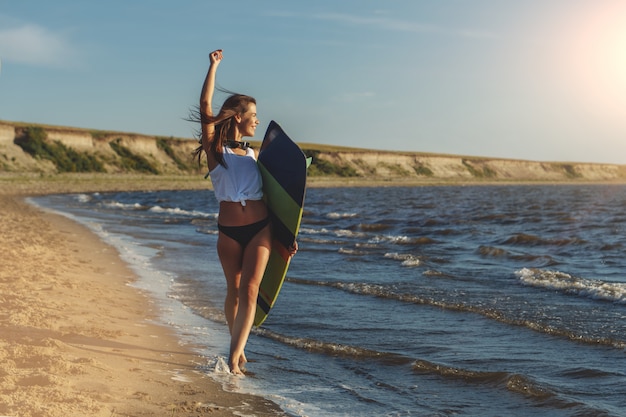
[2,172,626,198]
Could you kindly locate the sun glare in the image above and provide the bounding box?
[566,2,626,123]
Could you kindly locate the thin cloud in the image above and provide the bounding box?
[312,12,438,33]
[296,11,497,39]
[0,23,80,68]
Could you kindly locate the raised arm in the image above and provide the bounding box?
[200,49,223,150]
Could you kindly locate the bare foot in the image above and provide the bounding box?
[229,353,247,375]
[229,363,244,375]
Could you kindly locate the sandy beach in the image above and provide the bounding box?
[0,174,284,417]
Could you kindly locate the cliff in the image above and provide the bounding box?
[2,120,625,183]
[0,121,200,175]
[309,150,626,182]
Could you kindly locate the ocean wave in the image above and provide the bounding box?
[149,205,216,218]
[559,366,622,379]
[288,277,626,349]
[335,229,368,239]
[102,201,146,210]
[99,200,217,219]
[370,235,436,246]
[477,245,509,257]
[258,328,587,409]
[300,225,435,248]
[338,248,371,256]
[326,212,358,219]
[412,360,556,401]
[509,253,559,267]
[74,193,92,203]
[297,236,345,245]
[478,246,558,267]
[299,227,326,235]
[355,242,381,249]
[357,223,392,232]
[384,252,421,267]
[503,233,587,247]
[255,328,411,365]
[515,268,626,305]
[299,227,365,239]
[423,270,446,276]
[196,228,219,236]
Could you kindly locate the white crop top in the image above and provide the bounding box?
[209,147,263,206]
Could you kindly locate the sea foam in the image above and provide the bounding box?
[515,268,626,304]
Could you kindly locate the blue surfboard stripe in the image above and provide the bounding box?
[257,293,271,314]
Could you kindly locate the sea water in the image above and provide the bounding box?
[33,185,626,417]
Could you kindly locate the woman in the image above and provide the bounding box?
[195,49,294,375]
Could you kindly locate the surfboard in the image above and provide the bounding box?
[254,121,308,327]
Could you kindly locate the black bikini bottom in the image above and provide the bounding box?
[218,217,271,248]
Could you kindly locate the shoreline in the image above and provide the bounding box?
[0,181,286,416]
[2,172,626,196]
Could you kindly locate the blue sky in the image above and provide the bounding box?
[1,1,625,164]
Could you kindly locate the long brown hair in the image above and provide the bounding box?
[192,93,257,167]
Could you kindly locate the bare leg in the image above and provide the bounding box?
[228,226,271,375]
[217,234,243,334]
[217,226,271,375]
